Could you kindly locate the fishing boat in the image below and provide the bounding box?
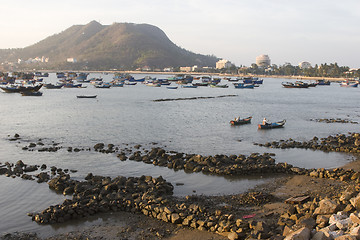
[282,81,309,88]
[0,84,43,93]
[234,83,254,89]
[77,95,97,98]
[44,83,63,89]
[145,82,161,87]
[192,82,209,87]
[316,79,331,85]
[258,120,286,129]
[181,85,198,88]
[340,81,358,87]
[95,83,111,88]
[210,84,228,88]
[111,82,124,87]
[230,116,252,126]
[21,91,43,96]
[63,83,82,88]
[124,81,137,85]
[166,86,178,89]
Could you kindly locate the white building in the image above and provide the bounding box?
[67,58,77,63]
[216,59,232,69]
[299,61,311,69]
[256,55,271,67]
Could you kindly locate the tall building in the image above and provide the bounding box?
[256,55,271,67]
[216,59,232,69]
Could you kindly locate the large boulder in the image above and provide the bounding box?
[284,227,310,240]
[314,199,341,215]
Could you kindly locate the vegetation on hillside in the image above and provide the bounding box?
[0,21,219,70]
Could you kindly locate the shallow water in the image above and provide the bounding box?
[0,73,359,235]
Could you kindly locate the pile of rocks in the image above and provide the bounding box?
[120,148,305,176]
[26,169,280,238]
[0,160,50,183]
[0,160,77,184]
[256,132,360,154]
[30,174,174,224]
[310,118,358,124]
[281,186,360,239]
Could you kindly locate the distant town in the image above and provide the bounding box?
[1,54,359,79]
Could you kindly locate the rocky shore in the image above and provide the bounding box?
[256,132,360,154]
[1,132,360,239]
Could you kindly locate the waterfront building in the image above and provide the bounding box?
[299,61,311,69]
[216,59,232,69]
[256,55,271,67]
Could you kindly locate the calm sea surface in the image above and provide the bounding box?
[0,73,359,236]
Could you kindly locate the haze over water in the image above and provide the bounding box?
[0,73,359,236]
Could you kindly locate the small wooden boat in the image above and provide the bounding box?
[317,79,331,85]
[181,85,198,88]
[193,82,209,87]
[44,83,63,89]
[258,120,286,129]
[125,82,137,85]
[21,91,43,96]
[282,81,309,88]
[77,95,97,98]
[340,81,358,87]
[230,116,252,125]
[0,84,43,93]
[95,83,111,88]
[166,86,178,89]
[234,83,254,89]
[210,84,228,88]
[146,83,161,87]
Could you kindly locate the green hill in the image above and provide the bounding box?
[1,21,219,70]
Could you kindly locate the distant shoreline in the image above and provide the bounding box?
[39,70,346,82]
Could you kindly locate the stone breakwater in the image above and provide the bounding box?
[256,132,360,154]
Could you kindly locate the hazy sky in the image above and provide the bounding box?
[1,0,360,68]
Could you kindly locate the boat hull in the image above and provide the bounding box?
[0,84,43,93]
[230,117,252,125]
[258,120,286,129]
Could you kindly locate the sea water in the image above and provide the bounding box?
[0,73,359,236]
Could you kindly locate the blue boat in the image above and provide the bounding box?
[181,85,198,88]
[166,86,178,89]
[234,83,254,89]
[258,120,286,129]
[316,79,330,85]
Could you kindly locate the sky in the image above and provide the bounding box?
[1,0,360,68]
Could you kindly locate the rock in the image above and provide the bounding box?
[334,235,357,240]
[350,194,360,210]
[227,232,238,240]
[349,224,360,237]
[94,143,105,150]
[297,217,316,229]
[24,165,38,172]
[311,231,331,240]
[349,213,360,224]
[314,199,340,215]
[284,227,311,240]
[16,160,25,167]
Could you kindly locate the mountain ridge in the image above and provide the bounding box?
[0,21,219,70]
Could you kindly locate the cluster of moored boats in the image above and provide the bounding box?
[1,72,359,97]
[230,116,286,129]
[281,79,359,88]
